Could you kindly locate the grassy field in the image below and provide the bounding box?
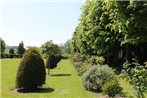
[1,59,96,98]
[1,59,146,98]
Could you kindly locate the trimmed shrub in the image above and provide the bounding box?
[16,48,46,90]
[46,55,62,69]
[102,79,122,97]
[81,64,116,91]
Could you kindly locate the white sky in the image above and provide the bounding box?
[0,0,85,47]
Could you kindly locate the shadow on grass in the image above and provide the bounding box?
[16,87,54,93]
[50,74,71,76]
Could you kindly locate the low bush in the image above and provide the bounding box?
[70,53,89,76]
[0,54,23,58]
[102,79,122,97]
[81,64,116,91]
[76,63,88,76]
[70,53,87,65]
[88,56,105,65]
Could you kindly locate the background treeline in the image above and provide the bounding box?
[0,39,25,58]
[70,0,147,71]
[0,37,70,59]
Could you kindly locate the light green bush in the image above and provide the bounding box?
[81,64,115,91]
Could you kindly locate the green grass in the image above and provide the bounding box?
[1,59,96,98]
[1,59,146,98]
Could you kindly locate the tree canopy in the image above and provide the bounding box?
[18,41,25,55]
[70,0,147,69]
[41,40,61,56]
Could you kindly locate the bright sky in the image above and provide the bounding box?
[0,0,85,47]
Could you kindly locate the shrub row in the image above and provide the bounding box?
[70,53,122,97]
[1,54,23,58]
[70,53,105,76]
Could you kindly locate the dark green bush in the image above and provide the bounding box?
[9,48,15,58]
[81,64,116,91]
[46,55,62,69]
[16,48,46,90]
[102,79,122,97]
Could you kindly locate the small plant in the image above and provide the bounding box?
[81,64,116,91]
[76,63,88,76]
[16,48,46,91]
[70,53,89,76]
[102,79,122,97]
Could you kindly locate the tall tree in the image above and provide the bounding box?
[0,37,6,54]
[41,40,61,56]
[9,48,15,58]
[71,0,147,69]
[9,48,14,54]
[18,41,25,55]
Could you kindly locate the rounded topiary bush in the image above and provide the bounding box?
[16,48,46,91]
[46,55,61,69]
[81,64,116,91]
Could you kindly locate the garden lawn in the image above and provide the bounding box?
[1,59,96,98]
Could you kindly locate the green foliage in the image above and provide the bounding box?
[70,53,87,65]
[70,53,89,76]
[81,64,116,91]
[18,41,25,55]
[102,79,122,97]
[41,40,61,58]
[122,61,147,98]
[0,37,6,53]
[9,48,14,54]
[70,0,147,69]
[76,63,88,76]
[46,55,62,69]
[9,48,15,58]
[88,56,105,65]
[16,48,46,90]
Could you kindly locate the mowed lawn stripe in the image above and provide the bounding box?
[1,59,96,98]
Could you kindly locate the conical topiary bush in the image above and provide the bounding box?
[16,48,46,91]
